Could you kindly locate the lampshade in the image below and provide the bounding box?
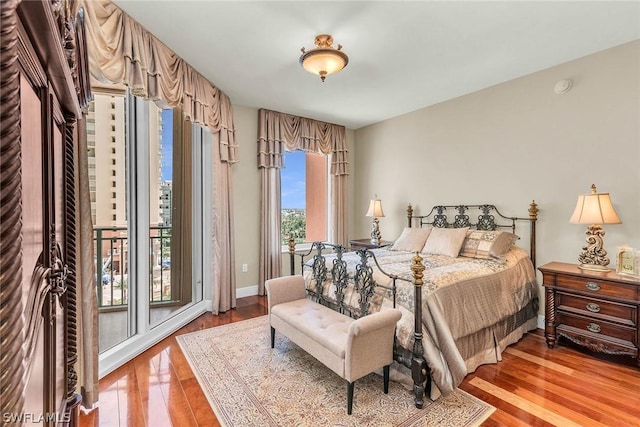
[366,198,385,218]
[569,184,621,225]
[299,34,348,82]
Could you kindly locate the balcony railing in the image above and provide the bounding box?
[94,225,173,309]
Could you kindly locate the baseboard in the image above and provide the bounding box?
[537,314,545,330]
[237,285,258,298]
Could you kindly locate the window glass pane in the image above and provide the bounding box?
[281,151,306,245]
[89,91,130,353]
[281,151,328,245]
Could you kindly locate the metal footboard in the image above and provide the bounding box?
[288,238,431,408]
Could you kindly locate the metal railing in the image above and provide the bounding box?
[94,225,173,309]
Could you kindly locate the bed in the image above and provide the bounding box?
[288,202,540,407]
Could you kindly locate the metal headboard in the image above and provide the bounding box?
[406,201,539,267]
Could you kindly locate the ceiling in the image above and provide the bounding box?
[113,1,640,130]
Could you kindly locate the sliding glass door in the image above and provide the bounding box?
[91,89,205,356]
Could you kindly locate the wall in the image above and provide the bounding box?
[353,41,640,314]
[231,106,356,293]
[231,106,261,295]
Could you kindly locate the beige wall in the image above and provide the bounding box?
[353,41,640,313]
[231,105,356,292]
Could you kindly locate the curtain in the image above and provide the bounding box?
[258,168,282,294]
[170,110,193,303]
[211,131,236,313]
[75,116,99,408]
[257,109,349,295]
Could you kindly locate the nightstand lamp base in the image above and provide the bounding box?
[578,263,611,272]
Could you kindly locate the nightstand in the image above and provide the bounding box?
[349,239,392,250]
[539,262,640,366]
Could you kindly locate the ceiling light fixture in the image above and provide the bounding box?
[299,34,348,82]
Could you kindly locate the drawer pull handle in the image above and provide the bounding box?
[585,282,600,292]
[586,303,601,313]
[587,323,601,334]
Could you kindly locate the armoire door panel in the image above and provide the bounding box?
[22,328,46,425]
[4,1,91,425]
[19,72,44,284]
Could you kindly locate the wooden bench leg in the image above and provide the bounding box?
[270,327,275,349]
[347,382,354,415]
[383,365,390,394]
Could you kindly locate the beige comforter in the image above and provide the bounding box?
[303,246,538,396]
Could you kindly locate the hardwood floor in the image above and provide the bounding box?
[80,296,640,426]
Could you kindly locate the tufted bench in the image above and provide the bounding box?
[265,275,401,415]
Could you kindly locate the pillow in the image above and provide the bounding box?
[389,227,432,252]
[460,230,519,261]
[420,227,469,257]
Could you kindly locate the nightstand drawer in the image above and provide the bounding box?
[553,275,638,301]
[557,312,637,345]
[557,292,637,327]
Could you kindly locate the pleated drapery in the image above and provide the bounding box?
[80,0,238,164]
[211,131,237,313]
[257,109,349,295]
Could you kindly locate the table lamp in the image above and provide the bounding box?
[569,184,621,271]
[366,196,385,245]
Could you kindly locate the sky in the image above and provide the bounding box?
[281,151,305,209]
[161,109,172,182]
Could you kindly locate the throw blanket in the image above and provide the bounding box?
[303,246,538,396]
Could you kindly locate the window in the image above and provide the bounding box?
[89,89,206,368]
[281,150,328,246]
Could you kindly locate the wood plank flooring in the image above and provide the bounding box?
[79,296,640,426]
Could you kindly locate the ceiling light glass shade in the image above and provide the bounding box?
[300,34,348,82]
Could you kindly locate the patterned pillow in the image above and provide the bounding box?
[460,230,519,261]
[389,227,432,252]
[421,227,469,257]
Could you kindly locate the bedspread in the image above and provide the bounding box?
[302,246,538,396]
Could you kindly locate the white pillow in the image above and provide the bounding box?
[421,227,469,257]
[389,227,432,252]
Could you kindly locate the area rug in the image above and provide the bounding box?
[176,315,494,427]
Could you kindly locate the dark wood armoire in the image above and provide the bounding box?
[1,1,91,426]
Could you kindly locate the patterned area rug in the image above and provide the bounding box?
[176,316,494,427]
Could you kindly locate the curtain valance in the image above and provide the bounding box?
[80,0,237,163]
[257,108,349,176]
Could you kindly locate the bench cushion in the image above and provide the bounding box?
[271,299,353,358]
